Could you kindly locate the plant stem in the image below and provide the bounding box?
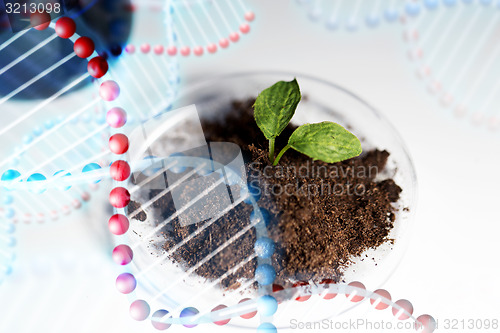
[273,145,291,166]
[269,138,275,162]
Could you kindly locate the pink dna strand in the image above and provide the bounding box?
[0,5,436,333]
[403,0,500,130]
[150,0,256,57]
[106,104,280,331]
[104,102,433,332]
[0,16,112,223]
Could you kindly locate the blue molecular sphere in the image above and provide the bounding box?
[346,18,359,31]
[405,3,421,16]
[255,264,276,286]
[27,173,46,181]
[53,170,72,191]
[27,173,47,194]
[33,126,43,137]
[250,208,272,227]
[22,135,33,145]
[326,18,339,30]
[384,8,399,22]
[82,163,101,173]
[257,323,278,333]
[257,295,278,316]
[424,0,439,10]
[82,163,102,183]
[151,309,172,330]
[242,182,261,204]
[44,120,54,130]
[2,264,13,275]
[2,195,13,205]
[308,8,322,20]
[365,14,380,28]
[254,237,275,259]
[27,173,46,185]
[6,237,16,247]
[5,208,15,219]
[1,169,21,182]
[480,0,493,5]
[179,307,199,328]
[96,114,106,125]
[3,223,15,234]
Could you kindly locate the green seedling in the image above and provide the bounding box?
[254,79,362,166]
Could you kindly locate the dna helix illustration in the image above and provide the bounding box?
[403,0,500,130]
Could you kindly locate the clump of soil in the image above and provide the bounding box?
[130,98,402,289]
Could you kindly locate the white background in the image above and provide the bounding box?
[1,0,499,332]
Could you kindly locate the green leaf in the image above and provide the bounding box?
[254,79,301,140]
[287,122,362,163]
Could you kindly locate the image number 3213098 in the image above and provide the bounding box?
[5,2,62,15]
[2,0,69,32]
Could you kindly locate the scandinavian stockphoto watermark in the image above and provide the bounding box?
[290,318,423,331]
[247,160,380,199]
[289,317,499,332]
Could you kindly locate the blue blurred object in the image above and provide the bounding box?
[443,0,458,6]
[257,323,278,333]
[250,208,271,227]
[254,237,275,259]
[0,191,16,285]
[255,264,276,286]
[424,0,440,10]
[405,2,422,16]
[257,295,278,316]
[296,0,406,31]
[0,0,132,100]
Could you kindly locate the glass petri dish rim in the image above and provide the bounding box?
[124,70,419,328]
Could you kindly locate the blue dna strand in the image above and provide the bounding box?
[0,0,132,99]
[295,0,420,31]
[0,0,180,223]
[0,18,112,223]
[105,102,432,332]
[404,0,500,130]
[107,105,278,331]
[0,202,15,285]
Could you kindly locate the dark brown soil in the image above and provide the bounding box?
[129,98,402,290]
